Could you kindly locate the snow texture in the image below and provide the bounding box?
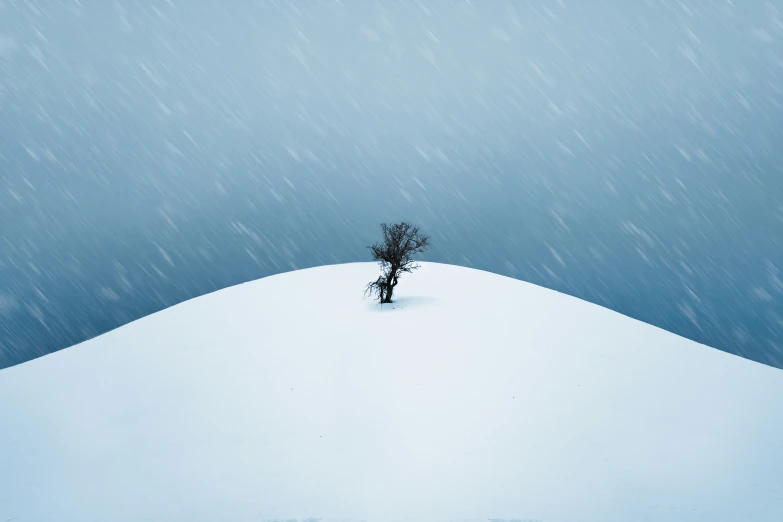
[1,262,782,522]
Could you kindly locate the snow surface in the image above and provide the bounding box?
[1,262,782,522]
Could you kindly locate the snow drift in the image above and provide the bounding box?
[1,262,782,522]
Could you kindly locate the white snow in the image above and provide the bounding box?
[1,262,782,522]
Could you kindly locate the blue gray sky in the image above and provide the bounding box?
[1,1,782,369]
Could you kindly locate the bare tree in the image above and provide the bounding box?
[365,222,430,304]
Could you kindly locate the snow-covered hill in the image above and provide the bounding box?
[1,262,782,522]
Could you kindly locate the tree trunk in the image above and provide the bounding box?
[383,268,398,303]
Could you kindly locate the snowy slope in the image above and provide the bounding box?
[1,262,782,522]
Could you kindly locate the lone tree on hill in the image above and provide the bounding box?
[365,222,430,304]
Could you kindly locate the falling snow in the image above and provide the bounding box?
[1,1,782,369]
